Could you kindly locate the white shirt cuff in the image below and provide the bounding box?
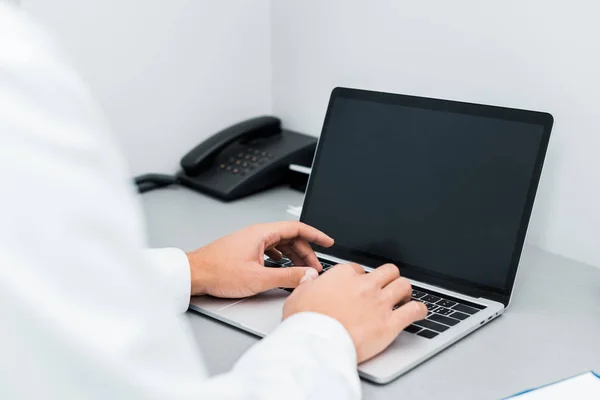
[236,311,361,398]
[144,248,191,313]
[277,311,358,368]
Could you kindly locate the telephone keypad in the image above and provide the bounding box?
[219,146,274,176]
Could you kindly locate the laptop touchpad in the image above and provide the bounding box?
[218,289,290,337]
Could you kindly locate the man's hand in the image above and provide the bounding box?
[186,221,334,298]
[283,263,428,363]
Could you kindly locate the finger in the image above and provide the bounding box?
[259,266,319,290]
[263,221,334,249]
[265,248,283,261]
[300,268,319,284]
[381,277,412,306]
[278,242,323,272]
[331,262,365,275]
[276,244,307,268]
[290,239,322,270]
[390,301,428,333]
[368,263,400,288]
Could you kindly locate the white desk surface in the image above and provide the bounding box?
[141,186,600,399]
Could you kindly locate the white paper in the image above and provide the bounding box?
[286,205,302,217]
[510,372,600,400]
[288,164,311,175]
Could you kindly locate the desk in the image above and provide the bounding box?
[142,187,600,399]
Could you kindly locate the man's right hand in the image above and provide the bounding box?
[282,263,428,364]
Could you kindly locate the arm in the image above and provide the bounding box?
[142,247,360,396]
[204,313,360,399]
[144,248,192,313]
[141,245,361,397]
[0,4,360,399]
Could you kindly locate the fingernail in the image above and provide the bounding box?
[300,268,319,283]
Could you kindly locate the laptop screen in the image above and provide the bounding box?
[301,88,552,301]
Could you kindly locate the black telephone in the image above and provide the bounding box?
[135,116,317,201]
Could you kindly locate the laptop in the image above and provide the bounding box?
[190,87,553,383]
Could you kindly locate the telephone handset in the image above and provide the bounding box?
[180,116,282,175]
[135,116,317,201]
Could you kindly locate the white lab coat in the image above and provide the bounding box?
[0,3,361,399]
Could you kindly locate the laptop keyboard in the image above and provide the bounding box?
[265,256,486,339]
[408,286,485,338]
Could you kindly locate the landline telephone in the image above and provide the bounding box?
[134,116,317,201]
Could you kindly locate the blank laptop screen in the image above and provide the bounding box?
[301,93,546,293]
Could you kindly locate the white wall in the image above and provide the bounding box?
[17,0,600,268]
[22,0,272,175]
[271,1,600,268]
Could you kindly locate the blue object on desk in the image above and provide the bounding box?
[505,371,600,399]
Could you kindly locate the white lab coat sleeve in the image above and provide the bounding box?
[210,312,362,399]
[142,245,362,398]
[143,248,192,314]
[0,4,361,400]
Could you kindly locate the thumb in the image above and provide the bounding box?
[299,267,320,285]
[262,267,319,290]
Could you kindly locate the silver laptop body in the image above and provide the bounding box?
[190,87,553,383]
[190,261,505,383]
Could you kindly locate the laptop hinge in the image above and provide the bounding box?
[315,252,506,305]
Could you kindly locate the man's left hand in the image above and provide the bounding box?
[186,221,334,298]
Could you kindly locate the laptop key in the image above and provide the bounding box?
[449,311,470,320]
[433,307,453,316]
[417,329,439,339]
[414,319,449,333]
[320,264,332,273]
[424,302,438,311]
[421,294,441,303]
[265,257,290,266]
[428,314,459,326]
[412,290,426,299]
[437,299,457,308]
[404,324,421,334]
[452,304,480,315]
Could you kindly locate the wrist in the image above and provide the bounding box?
[186,250,210,296]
